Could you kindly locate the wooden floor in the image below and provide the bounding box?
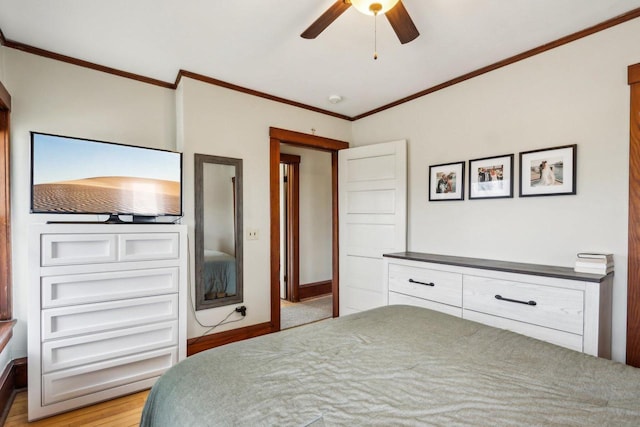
[4,390,149,426]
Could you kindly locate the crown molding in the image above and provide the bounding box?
[1,37,174,89]
[353,7,640,120]
[0,35,352,121]
[175,70,352,121]
[1,7,639,122]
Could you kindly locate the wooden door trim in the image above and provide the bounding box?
[280,154,301,302]
[0,80,11,322]
[270,127,348,331]
[270,128,349,151]
[331,152,339,317]
[630,64,640,85]
[628,62,640,367]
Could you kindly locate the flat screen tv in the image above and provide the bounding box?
[30,132,182,222]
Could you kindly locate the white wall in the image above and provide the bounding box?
[3,48,177,358]
[178,78,350,338]
[352,18,640,363]
[280,146,333,285]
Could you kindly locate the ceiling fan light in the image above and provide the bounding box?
[350,0,400,16]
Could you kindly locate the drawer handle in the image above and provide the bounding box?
[409,278,435,287]
[495,294,537,306]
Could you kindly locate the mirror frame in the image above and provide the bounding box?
[194,153,243,310]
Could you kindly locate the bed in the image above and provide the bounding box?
[140,305,640,426]
[203,249,236,297]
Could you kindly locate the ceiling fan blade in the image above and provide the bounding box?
[301,1,352,39]
[385,0,419,44]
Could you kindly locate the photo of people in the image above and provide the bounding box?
[435,171,456,193]
[477,165,504,190]
[529,157,563,186]
[429,161,464,201]
[468,154,513,199]
[519,144,576,197]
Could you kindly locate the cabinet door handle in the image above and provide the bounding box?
[409,278,435,287]
[495,294,537,306]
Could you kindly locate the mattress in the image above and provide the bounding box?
[140,305,640,426]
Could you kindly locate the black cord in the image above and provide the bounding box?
[186,234,244,335]
[189,308,244,345]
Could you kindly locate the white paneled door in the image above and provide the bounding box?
[338,140,407,315]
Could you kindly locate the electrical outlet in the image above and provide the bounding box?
[247,229,259,240]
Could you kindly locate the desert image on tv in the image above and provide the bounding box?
[32,176,181,215]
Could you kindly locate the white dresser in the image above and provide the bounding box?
[384,252,612,358]
[28,223,187,420]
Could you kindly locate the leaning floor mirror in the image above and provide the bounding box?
[194,154,243,310]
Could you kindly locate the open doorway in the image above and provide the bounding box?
[279,147,333,329]
[269,127,349,331]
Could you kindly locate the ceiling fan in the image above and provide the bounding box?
[301,0,419,44]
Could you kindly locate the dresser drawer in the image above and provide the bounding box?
[42,234,117,266]
[42,321,178,373]
[388,263,462,307]
[41,232,179,267]
[42,267,179,308]
[389,291,462,317]
[42,347,176,405]
[463,275,584,335]
[118,233,179,262]
[463,309,583,352]
[42,294,178,340]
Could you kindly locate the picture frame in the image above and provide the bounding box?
[468,154,514,200]
[519,144,577,197]
[429,161,465,201]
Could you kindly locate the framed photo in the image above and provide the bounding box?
[519,144,577,197]
[468,154,514,199]
[429,161,464,201]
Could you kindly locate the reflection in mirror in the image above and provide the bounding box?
[195,154,243,310]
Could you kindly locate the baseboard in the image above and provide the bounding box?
[187,322,275,356]
[299,280,332,300]
[0,357,27,424]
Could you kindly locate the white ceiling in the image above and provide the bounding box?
[1,0,640,118]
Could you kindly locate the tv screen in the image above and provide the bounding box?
[30,132,182,218]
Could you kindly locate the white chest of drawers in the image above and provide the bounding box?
[384,252,612,358]
[28,223,187,420]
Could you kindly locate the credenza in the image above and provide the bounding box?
[383,252,612,358]
[28,223,187,420]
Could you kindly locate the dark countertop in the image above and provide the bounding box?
[383,252,611,283]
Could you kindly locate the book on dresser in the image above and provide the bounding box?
[574,253,614,274]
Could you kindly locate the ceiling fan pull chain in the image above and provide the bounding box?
[373,11,378,60]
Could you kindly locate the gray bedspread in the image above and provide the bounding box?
[140,305,640,426]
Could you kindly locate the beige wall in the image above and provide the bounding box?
[3,48,177,358]
[0,46,6,82]
[178,78,350,338]
[2,49,351,356]
[352,18,640,362]
[3,16,639,362]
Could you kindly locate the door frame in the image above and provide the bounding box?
[269,127,349,331]
[279,153,301,302]
[628,62,640,367]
